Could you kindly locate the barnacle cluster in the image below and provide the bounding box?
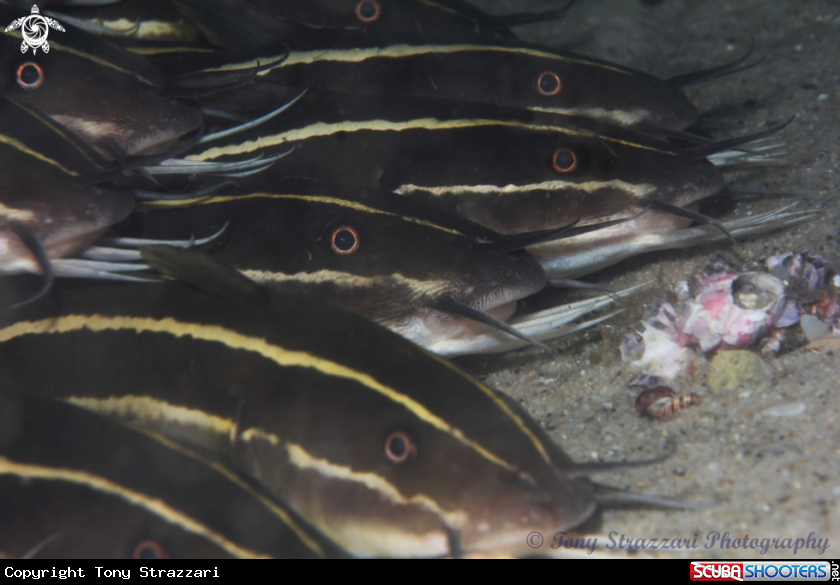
[621,252,839,379]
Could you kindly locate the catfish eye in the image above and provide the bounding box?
[330,225,360,255]
[551,147,578,173]
[355,0,381,22]
[384,431,416,463]
[15,62,44,91]
[535,71,561,96]
[133,540,168,560]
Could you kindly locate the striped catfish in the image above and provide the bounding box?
[121,182,624,355]
[0,94,135,300]
[0,3,279,160]
[0,393,347,558]
[0,79,275,297]
[152,33,754,131]
[0,264,681,558]
[187,86,724,212]
[183,87,794,279]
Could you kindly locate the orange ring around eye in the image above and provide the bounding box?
[15,62,44,91]
[534,71,562,96]
[330,225,360,255]
[384,431,416,463]
[355,0,381,23]
[551,147,578,173]
[133,540,168,560]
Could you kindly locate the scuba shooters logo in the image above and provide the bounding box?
[5,5,64,55]
[690,561,832,581]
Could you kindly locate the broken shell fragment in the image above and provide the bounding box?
[620,299,695,379]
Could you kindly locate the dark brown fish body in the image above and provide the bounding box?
[156,3,707,132]
[123,183,548,352]
[0,275,611,557]
[0,394,346,558]
[152,30,698,131]
[185,88,725,279]
[0,95,132,280]
[270,38,697,130]
[190,88,723,231]
[0,477,234,559]
[0,4,202,159]
[0,176,132,274]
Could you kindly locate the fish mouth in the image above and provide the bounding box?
[387,254,547,345]
[457,482,599,558]
[310,469,595,558]
[396,301,519,346]
[458,253,548,315]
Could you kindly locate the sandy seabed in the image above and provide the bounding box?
[459,0,840,559]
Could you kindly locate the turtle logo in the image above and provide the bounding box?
[5,5,65,55]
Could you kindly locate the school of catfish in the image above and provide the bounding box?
[0,0,805,558]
